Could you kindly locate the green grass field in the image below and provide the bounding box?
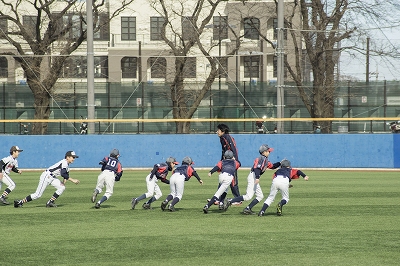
[1,169,399,266]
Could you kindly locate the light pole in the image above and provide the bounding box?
[276,0,285,133]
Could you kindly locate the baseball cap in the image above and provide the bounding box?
[166,157,179,165]
[65,151,79,158]
[10,146,23,153]
[110,148,120,157]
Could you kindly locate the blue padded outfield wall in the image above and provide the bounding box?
[0,134,398,169]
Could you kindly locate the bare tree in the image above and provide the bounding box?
[153,0,241,133]
[250,0,400,133]
[0,0,134,134]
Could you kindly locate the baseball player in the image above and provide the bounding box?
[14,151,80,208]
[160,156,203,212]
[258,159,309,217]
[203,150,241,214]
[131,157,178,210]
[225,144,281,214]
[0,146,23,205]
[215,123,240,204]
[91,149,123,209]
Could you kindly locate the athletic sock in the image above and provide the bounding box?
[260,203,269,212]
[147,196,156,204]
[247,198,259,209]
[136,194,147,201]
[99,196,108,204]
[207,196,219,207]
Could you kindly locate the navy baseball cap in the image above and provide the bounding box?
[65,151,79,158]
[10,146,23,153]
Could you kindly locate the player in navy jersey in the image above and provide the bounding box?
[203,150,241,214]
[160,156,203,212]
[131,157,179,210]
[92,149,123,209]
[14,151,80,208]
[214,124,240,206]
[258,159,309,217]
[0,146,23,205]
[225,144,281,214]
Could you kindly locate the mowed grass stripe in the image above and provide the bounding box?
[1,169,399,265]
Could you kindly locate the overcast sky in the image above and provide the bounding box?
[340,26,400,81]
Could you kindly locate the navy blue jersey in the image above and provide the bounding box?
[251,155,281,179]
[100,156,123,181]
[219,134,238,160]
[210,159,241,176]
[273,167,293,182]
[173,164,201,182]
[149,162,170,184]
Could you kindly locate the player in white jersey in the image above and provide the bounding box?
[14,151,80,208]
[0,146,23,205]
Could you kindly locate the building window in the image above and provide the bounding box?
[61,56,108,78]
[244,56,260,78]
[121,17,136,41]
[273,55,287,78]
[23,15,37,38]
[273,18,287,40]
[121,57,138,78]
[60,13,109,41]
[150,17,165,41]
[182,57,196,78]
[243,17,260,40]
[0,18,7,39]
[0,57,8,78]
[149,57,166,79]
[94,56,109,78]
[182,16,195,41]
[218,57,228,78]
[213,16,228,40]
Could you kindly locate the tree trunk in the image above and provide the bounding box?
[31,89,51,135]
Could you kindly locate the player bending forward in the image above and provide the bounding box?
[258,159,309,217]
[203,150,241,214]
[160,156,203,212]
[14,151,80,208]
[225,144,280,214]
[131,157,178,210]
[91,149,123,209]
[0,146,23,205]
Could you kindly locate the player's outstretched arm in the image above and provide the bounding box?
[68,178,80,184]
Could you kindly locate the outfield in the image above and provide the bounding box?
[1,169,399,266]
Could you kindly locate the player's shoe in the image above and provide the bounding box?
[232,201,242,206]
[142,203,151,209]
[258,211,265,217]
[95,203,101,209]
[223,199,231,211]
[218,202,224,210]
[276,203,282,216]
[203,205,209,214]
[91,189,98,203]
[131,198,138,210]
[168,204,175,212]
[14,200,23,208]
[161,201,168,211]
[0,197,10,205]
[46,202,57,208]
[243,207,255,215]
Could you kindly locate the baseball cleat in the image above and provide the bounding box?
[131,198,138,210]
[14,200,23,208]
[231,201,242,206]
[218,202,224,210]
[142,203,151,209]
[161,201,168,211]
[46,202,57,208]
[203,205,209,214]
[276,203,282,216]
[258,211,265,217]
[223,199,231,211]
[0,197,10,205]
[243,207,255,215]
[91,189,98,203]
[95,203,101,209]
[168,204,175,212]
